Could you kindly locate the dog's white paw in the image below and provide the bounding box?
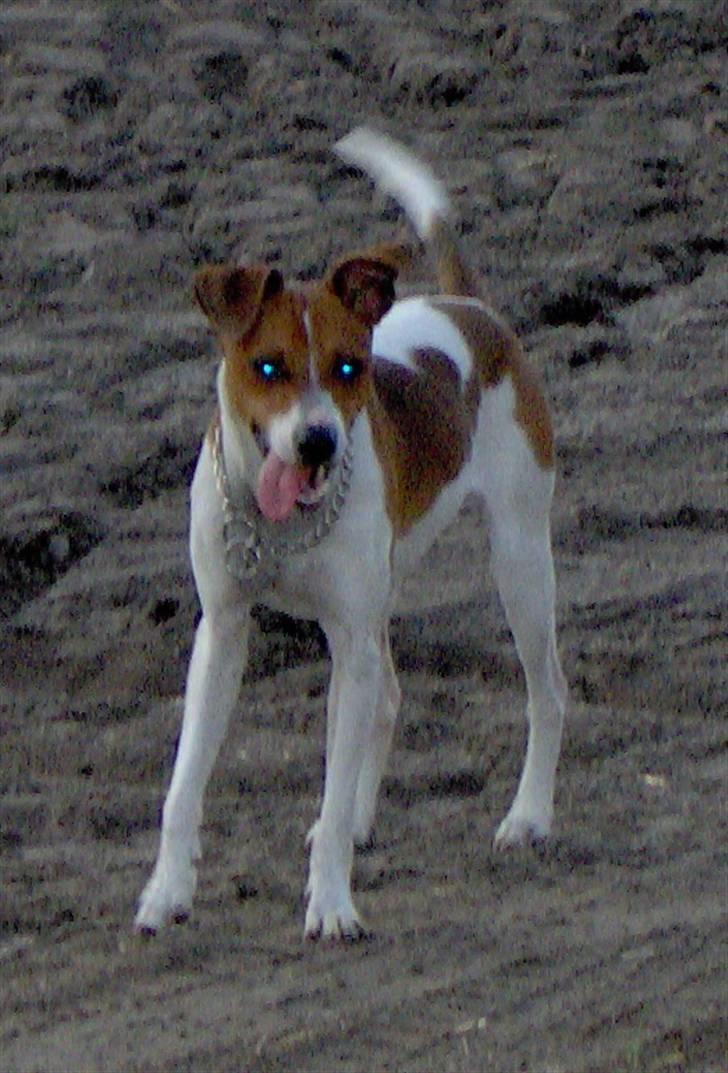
[305,818,368,940]
[304,888,366,942]
[494,802,551,849]
[134,857,197,934]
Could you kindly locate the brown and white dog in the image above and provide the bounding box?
[135,128,567,940]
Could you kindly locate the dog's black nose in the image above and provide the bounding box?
[297,425,338,469]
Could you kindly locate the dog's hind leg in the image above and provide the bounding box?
[353,625,401,845]
[478,414,567,846]
[306,625,397,862]
[491,520,567,847]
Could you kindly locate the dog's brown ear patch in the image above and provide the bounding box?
[329,242,411,327]
[194,265,284,337]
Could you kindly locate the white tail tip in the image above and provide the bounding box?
[334,127,450,240]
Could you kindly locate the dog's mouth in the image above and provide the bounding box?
[255,450,331,523]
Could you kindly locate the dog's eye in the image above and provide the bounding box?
[333,357,364,383]
[254,357,288,384]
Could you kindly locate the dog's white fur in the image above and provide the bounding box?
[135,129,567,940]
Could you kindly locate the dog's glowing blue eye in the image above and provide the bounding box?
[254,358,286,383]
[335,358,362,383]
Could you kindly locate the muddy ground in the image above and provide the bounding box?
[1,1,726,1071]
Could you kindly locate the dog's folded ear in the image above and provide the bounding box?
[194,265,284,337]
[329,241,413,327]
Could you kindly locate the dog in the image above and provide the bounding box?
[135,128,568,941]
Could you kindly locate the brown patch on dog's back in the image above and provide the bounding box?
[369,348,479,534]
[434,299,554,468]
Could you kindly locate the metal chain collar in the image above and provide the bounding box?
[211,419,353,586]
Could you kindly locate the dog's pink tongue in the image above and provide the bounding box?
[256,452,308,522]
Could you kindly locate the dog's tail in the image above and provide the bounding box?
[334,127,479,299]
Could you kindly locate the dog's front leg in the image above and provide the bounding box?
[305,627,382,940]
[135,603,250,932]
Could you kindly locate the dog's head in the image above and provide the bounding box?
[194,243,410,522]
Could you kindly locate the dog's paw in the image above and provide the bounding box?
[304,867,367,941]
[134,858,196,934]
[304,892,368,942]
[494,804,551,850]
[305,819,368,941]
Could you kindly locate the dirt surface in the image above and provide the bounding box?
[1,2,726,1070]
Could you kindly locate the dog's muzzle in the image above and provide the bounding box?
[255,420,344,522]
